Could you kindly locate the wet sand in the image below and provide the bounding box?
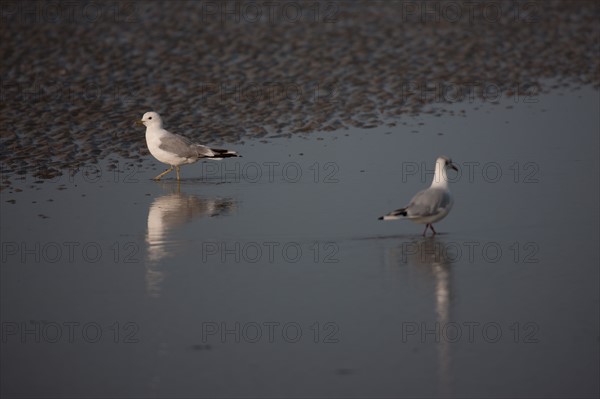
[1,1,599,185]
[1,83,598,397]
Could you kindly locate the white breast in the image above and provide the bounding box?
[145,129,187,166]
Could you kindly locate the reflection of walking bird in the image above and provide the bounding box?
[145,191,236,297]
[137,111,239,181]
[385,236,454,394]
[379,156,458,236]
[397,237,453,325]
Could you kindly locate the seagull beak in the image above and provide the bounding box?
[449,162,458,172]
[135,120,145,126]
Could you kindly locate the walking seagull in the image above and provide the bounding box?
[379,156,458,236]
[137,111,239,181]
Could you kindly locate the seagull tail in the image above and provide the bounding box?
[208,148,240,159]
[378,208,408,221]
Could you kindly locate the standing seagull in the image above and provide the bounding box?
[379,156,458,236]
[137,111,239,181]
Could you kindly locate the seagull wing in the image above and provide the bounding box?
[405,187,452,218]
[158,132,200,159]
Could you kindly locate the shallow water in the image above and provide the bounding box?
[1,87,599,397]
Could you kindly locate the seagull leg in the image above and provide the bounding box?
[176,166,181,181]
[430,224,437,236]
[154,166,174,180]
[423,224,430,236]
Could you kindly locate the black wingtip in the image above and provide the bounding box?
[378,216,384,220]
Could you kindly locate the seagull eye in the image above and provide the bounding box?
[149,117,152,120]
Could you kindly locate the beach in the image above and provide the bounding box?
[1,1,599,397]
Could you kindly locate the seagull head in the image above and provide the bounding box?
[431,156,458,188]
[437,155,458,172]
[137,111,163,128]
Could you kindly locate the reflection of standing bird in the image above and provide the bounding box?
[147,193,236,263]
[384,236,454,394]
[379,156,458,236]
[145,192,236,297]
[137,111,239,181]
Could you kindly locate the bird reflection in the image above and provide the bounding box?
[385,236,454,395]
[145,185,236,297]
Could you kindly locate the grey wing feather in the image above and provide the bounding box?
[193,144,216,158]
[158,133,199,159]
[159,132,216,159]
[405,188,451,218]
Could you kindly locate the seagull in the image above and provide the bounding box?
[137,111,239,181]
[379,156,458,236]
